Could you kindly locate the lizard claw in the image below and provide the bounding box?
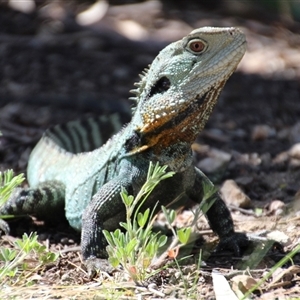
[85,257,119,279]
[215,232,249,256]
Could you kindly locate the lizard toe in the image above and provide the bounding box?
[85,257,119,279]
[215,232,249,256]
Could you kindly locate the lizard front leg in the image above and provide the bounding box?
[188,167,249,255]
[81,175,133,276]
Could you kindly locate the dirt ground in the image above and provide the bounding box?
[0,1,300,299]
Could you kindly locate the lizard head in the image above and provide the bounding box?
[126,27,246,155]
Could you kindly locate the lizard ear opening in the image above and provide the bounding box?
[124,130,142,152]
[147,76,170,99]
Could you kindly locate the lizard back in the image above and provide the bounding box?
[26,113,130,229]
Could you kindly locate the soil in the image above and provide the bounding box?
[0,2,300,299]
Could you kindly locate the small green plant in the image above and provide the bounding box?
[198,180,218,214]
[0,169,25,208]
[0,232,59,284]
[162,206,192,246]
[104,163,219,285]
[0,169,25,233]
[103,162,175,283]
[162,205,202,298]
[189,180,218,229]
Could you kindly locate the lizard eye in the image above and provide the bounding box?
[187,39,206,54]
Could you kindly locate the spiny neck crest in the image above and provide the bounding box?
[129,67,149,106]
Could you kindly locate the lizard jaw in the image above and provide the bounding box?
[125,85,219,156]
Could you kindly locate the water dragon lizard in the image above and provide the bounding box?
[0,27,248,274]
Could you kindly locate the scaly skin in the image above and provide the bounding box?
[0,27,248,275]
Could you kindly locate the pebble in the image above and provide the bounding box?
[251,124,276,141]
[197,148,231,173]
[288,143,300,159]
[287,143,300,168]
[233,152,261,166]
[273,151,289,165]
[220,179,252,208]
[267,230,291,246]
[265,200,285,216]
[60,237,70,245]
[61,273,72,282]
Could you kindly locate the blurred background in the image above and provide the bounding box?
[0,0,300,205]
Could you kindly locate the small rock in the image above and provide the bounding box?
[61,273,72,282]
[233,152,261,166]
[198,157,224,173]
[288,144,300,168]
[273,151,289,164]
[191,143,209,155]
[289,143,300,159]
[251,124,276,141]
[220,179,252,208]
[202,128,230,142]
[265,200,285,216]
[197,148,231,173]
[163,287,173,295]
[60,237,72,245]
[267,230,291,246]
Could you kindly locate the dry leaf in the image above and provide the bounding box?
[231,274,260,296]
